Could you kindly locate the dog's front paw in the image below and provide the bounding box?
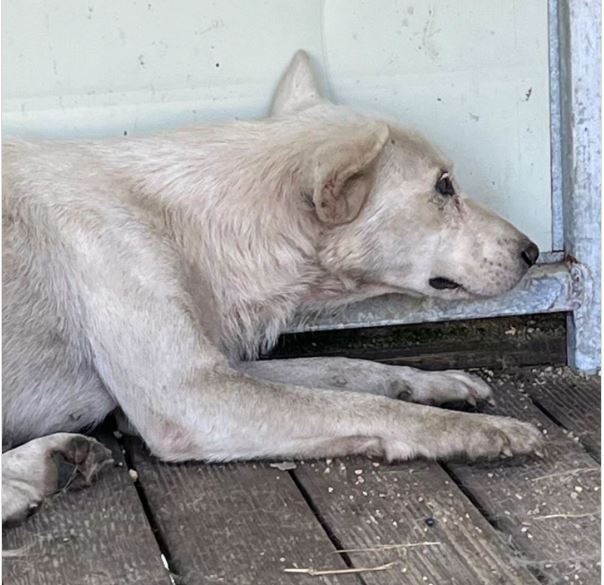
[404,369,494,407]
[463,415,544,460]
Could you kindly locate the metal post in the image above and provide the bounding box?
[558,0,601,373]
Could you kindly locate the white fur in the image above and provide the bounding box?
[2,51,543,524]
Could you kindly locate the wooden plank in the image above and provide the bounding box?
[2,431,172,585]
[127,439,361,585]
[522,367,601,460]
[447,368,601,584]
[293,458,540,585]
[268,314,566,371]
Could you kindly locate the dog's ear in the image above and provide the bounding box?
[311,123,390,225]
[270,50,324,116]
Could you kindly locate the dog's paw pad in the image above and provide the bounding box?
[53,437,113,490]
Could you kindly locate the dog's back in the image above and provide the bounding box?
[1,126,314,446]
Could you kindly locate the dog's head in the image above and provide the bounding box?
[271,51,539,300]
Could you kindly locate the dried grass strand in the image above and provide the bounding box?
[284,561,397,576]
[530,467,600,482]
[334,541,442,553]
[532,512,599,521]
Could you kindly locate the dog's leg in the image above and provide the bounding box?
[88,297,542,464]
[107,362,542,464]
[124,366,543,463]
[237,357,493,406]
[2,433,113,526]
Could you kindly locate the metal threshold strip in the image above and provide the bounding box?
[288,263,575,333]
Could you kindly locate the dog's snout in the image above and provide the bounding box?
[521,242,539,267]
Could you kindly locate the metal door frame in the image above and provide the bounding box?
[290,0,601,374]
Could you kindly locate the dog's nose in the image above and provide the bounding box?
[521,242,539,267]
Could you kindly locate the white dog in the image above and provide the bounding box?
[2,51,543,525]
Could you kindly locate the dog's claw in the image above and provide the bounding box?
[487,397,496,407]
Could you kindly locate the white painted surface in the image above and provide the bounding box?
[2,0,552,250]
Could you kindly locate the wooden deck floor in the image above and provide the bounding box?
[3,366,601,585]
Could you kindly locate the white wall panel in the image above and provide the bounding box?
[2,0,552,249]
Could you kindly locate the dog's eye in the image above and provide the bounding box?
[435,173,455,196]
